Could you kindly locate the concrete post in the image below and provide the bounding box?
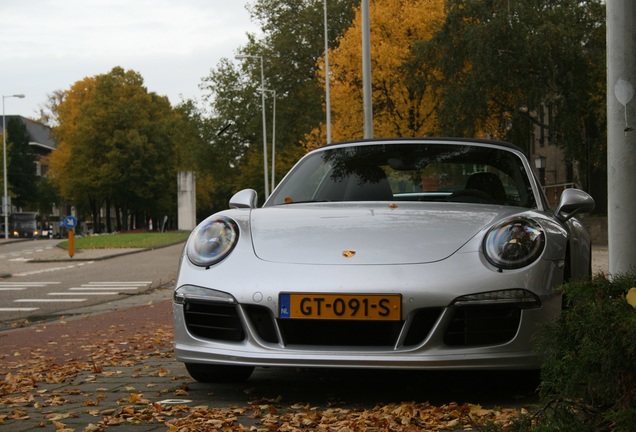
[607,0,636,275]
[177,171,196,231]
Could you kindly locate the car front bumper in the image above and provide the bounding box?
[173,252,563,371]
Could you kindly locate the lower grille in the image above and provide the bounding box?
[184,299,520,349]
[277,319,403,347]
[403,308,443,346]
[184,300,245,341]
[443,305,521,346]
[189,300,442,348]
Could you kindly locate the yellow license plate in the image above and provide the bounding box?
[279,293,401,321]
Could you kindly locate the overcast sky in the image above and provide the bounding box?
[0,0,259,119]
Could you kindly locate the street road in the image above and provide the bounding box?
[0,239,184,328]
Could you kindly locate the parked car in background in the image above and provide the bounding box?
[173,138,595,382]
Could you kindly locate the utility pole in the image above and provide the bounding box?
[324,0,332,143]
[607,0,636,275]
[361,0,373,139]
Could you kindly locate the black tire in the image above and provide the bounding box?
[185,363,254,383]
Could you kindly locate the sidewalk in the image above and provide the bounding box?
[0,296,186,431]
[591,244,608,274]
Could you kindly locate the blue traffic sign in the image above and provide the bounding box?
[63,215,78,230]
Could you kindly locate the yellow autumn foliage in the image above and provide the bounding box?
[627,287,636,308]
[49,76,97,198]
[306,0,445,150]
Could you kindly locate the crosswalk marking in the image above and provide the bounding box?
[0,282,60,291]
[82,281,151,286]
[69,287,139,290]
[14,299,87,303]
[3,281,150,309]
[14,261,94,276]
[61,281,151,295]
[0,282,61,286]
[48,292,119,296]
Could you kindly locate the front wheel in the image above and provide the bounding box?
[185,363,254,383]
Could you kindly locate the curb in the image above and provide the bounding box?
[28,247,149,263]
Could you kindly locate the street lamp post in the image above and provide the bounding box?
[235,54,270,199]
[324,0,332,143]
[2,94,25,239]
[361,0,373,138]
[264,89,276,192]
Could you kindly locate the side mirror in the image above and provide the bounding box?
[554,188,595,222]
[229,189,258,209]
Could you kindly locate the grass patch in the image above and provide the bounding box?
[59,231,190,249]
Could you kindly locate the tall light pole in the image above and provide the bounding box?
[324,0,332,143]
[361,0,373,138]
[235,54,270,198]
[264,89,276,191]
[2,94,25,239]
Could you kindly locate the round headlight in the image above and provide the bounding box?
[483,218,545,269]
[186,217,239,267]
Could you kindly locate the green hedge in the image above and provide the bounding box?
[531,273,636,431]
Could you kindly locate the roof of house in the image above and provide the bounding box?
[0,115,56,152]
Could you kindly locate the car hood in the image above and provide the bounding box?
[249,203,517,265]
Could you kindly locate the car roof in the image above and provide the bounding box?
[321,137,525,154]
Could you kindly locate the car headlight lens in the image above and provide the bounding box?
[186,217,239,267]
[483,218,545,269]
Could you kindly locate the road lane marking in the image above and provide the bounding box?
[3,281,149,305]
[14,299,87,303]
[0,282,61,291]
[0,308,39,312]
[84,281,151,285]
[0,281,61,285]
[70,287,139,290]
[48,292,119,296]
[14,262,94,276]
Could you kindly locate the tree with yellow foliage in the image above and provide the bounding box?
[306,0,445,149]
[50,67,182,232]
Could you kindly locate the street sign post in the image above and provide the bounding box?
[63,216,77,258]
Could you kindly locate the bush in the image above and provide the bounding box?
[533,273,636,431]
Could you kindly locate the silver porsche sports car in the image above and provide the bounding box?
[173,138,595,382]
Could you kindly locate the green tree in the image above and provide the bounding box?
[33,177,60,218]
[411,0,606,189]
[199,0,359,206]
[6,117,38,209]
[171,100,225,220]
[50,67,180,232]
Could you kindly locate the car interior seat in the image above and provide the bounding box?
[465,172,507,204]
[344,167,394,201]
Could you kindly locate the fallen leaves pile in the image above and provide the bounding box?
[0,311,527,431]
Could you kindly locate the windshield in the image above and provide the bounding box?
[267,142,536,208]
